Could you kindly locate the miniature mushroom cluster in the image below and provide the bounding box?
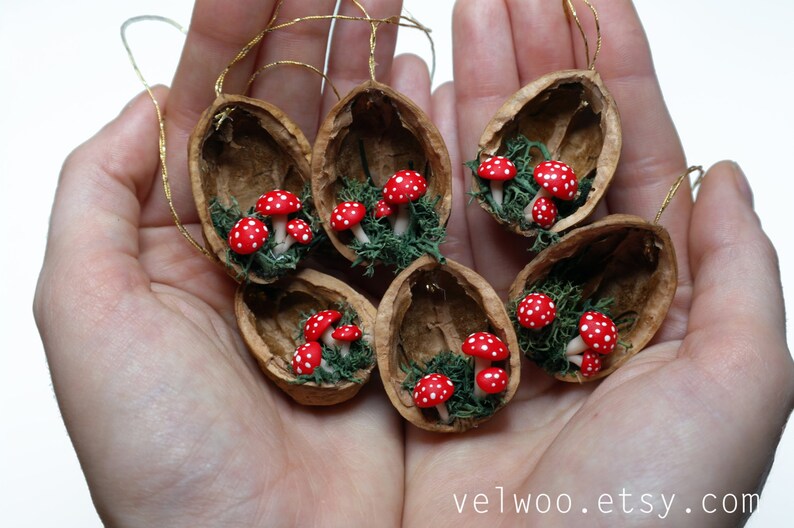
[524,160,578,229]
[382,169,428,235]
[412,373,455,424]
[476,156,516,207]
[291,309,366,379]
[565,311,617,377]
[462,332,510,399]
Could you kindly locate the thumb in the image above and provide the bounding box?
[686,161,792,394]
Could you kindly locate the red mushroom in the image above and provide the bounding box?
[568,350,602,377]
[475,366,508,398]
[255,190,303,246]
[331,324,362,357]
[291,341,332,375]
[273,218,313,255]
[303,309,343,349]
[461,331,510,392]
[330,201,370,244]
[382,169,428,235]
[530,196,559,229]
[227,217,269,255]
[566,311,618,357]
[523,161,578,225]
[413,373,455,424]
[374,199,396,228]
[477,156,517,207]
[515,292,557,329]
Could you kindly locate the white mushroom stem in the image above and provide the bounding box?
[490,181,505,207]
[320,358,334,373]
[271,215,288,245]
[337,342,351,357]
[473,357,490,399]
[474,383,487,400]
[435,403,451,424]
[393,204,410,236]
[320,328,341,350]
[523,189,551,222]
[272,237,295,256]
[565,335,588,357]
[350,224,371,244]
[567,354,584,367]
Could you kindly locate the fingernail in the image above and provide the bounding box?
[731,161,754,207]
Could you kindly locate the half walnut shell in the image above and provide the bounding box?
[235,268,377,405]
[312,80,452,264]
[477,69,621,235]
[508,215,677,382]
[376,256,521,432]
[189,94,312,283]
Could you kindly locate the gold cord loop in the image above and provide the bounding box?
[121,16,213,259]
[654,165,705,224]
[246,60,341,101]
[563,0,602,70]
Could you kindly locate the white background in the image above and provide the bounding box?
[1,0,791,526]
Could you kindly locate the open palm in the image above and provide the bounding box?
[35,0,792,527]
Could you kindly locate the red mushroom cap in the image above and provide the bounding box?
[292,341,323,375]
[477,156,517,181]
[516,293,557,329]
[579,350,603,377]
[531,196,559,229]
[578,311,617,354]
[412,373,454,408]
[461,332,509,361]
[256,189,303,215]
[374,199,395,219]
[533,161,578,200]
[286,218,313,245]
[330,201,366,231]
[331,324,362,342]
[382,170,428,205]
[227,217,269,255]
[303,310,342,342]
[476,367,509,394]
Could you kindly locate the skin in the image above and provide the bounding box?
[34,0,793,526]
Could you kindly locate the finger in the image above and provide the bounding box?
[453,0,531,296]
[321,0,404,118]
[686,162,791,379]
[432,81,474,268]
[506,0,576,84]
[572,0,692,336]
[249,0,338,141]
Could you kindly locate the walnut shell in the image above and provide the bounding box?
[189,94,313,283]
[235,268,377,405]
[476,69,621,236]
[375,256,521,432]
[312,80,452,265]
[508,215,677,382]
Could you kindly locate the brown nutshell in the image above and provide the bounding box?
[235,268,377,405]
[312,80,452,264]
[508,215,677,382]
[188,94,312,283]
[375,256,521,432]
[477,69,622,236]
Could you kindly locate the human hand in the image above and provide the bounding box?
[33,1,793,527]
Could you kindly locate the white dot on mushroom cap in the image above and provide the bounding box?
[604,335,611,342]
[494,159,501,165]
[593,343,600,349]
[550,302,555,308]
[430,392,437,400]
[234,232,240,238]
[595,328,601,334]
[481,345,488,351]
[304,362,311,368]
[302,234,309,241]
[468,337,475,343]
[586,315,594,320]
[413,186,419,191]
[396,176,404,183]
[562,166,568,171]
[236,243,242,248]
[528,309,534,315]
[446,380,453,386]
[490,170,496,176]
[530,322,535,327]
[543,182,549,188]
[485,373,493,379]
[280,195,287,200]
[422,398,428,403]
[297,367,303,374]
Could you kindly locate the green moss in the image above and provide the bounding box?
[466,134,593,236]
[400,351,503,422]
[209,183,325,282]
[508,276,614,376]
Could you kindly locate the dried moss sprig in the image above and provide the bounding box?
[466,135,593,232]
[508,276,614,376]
[291,304,374,385]
[209,184,325,282]
[400,351,502,421]
[337,178,446,276]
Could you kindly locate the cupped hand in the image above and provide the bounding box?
[34,1,793,527]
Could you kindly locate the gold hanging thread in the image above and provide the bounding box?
[654,165,705,224]
[245,60,341,101]
[120,16,213,259]
[563,0,602,70]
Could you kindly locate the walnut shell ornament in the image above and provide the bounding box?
[375,256,521,432]
[235,268,377,405]
[474,69,621,236]
[508,215,677,382]
[189,94,314,284]
[311,80,452,269]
